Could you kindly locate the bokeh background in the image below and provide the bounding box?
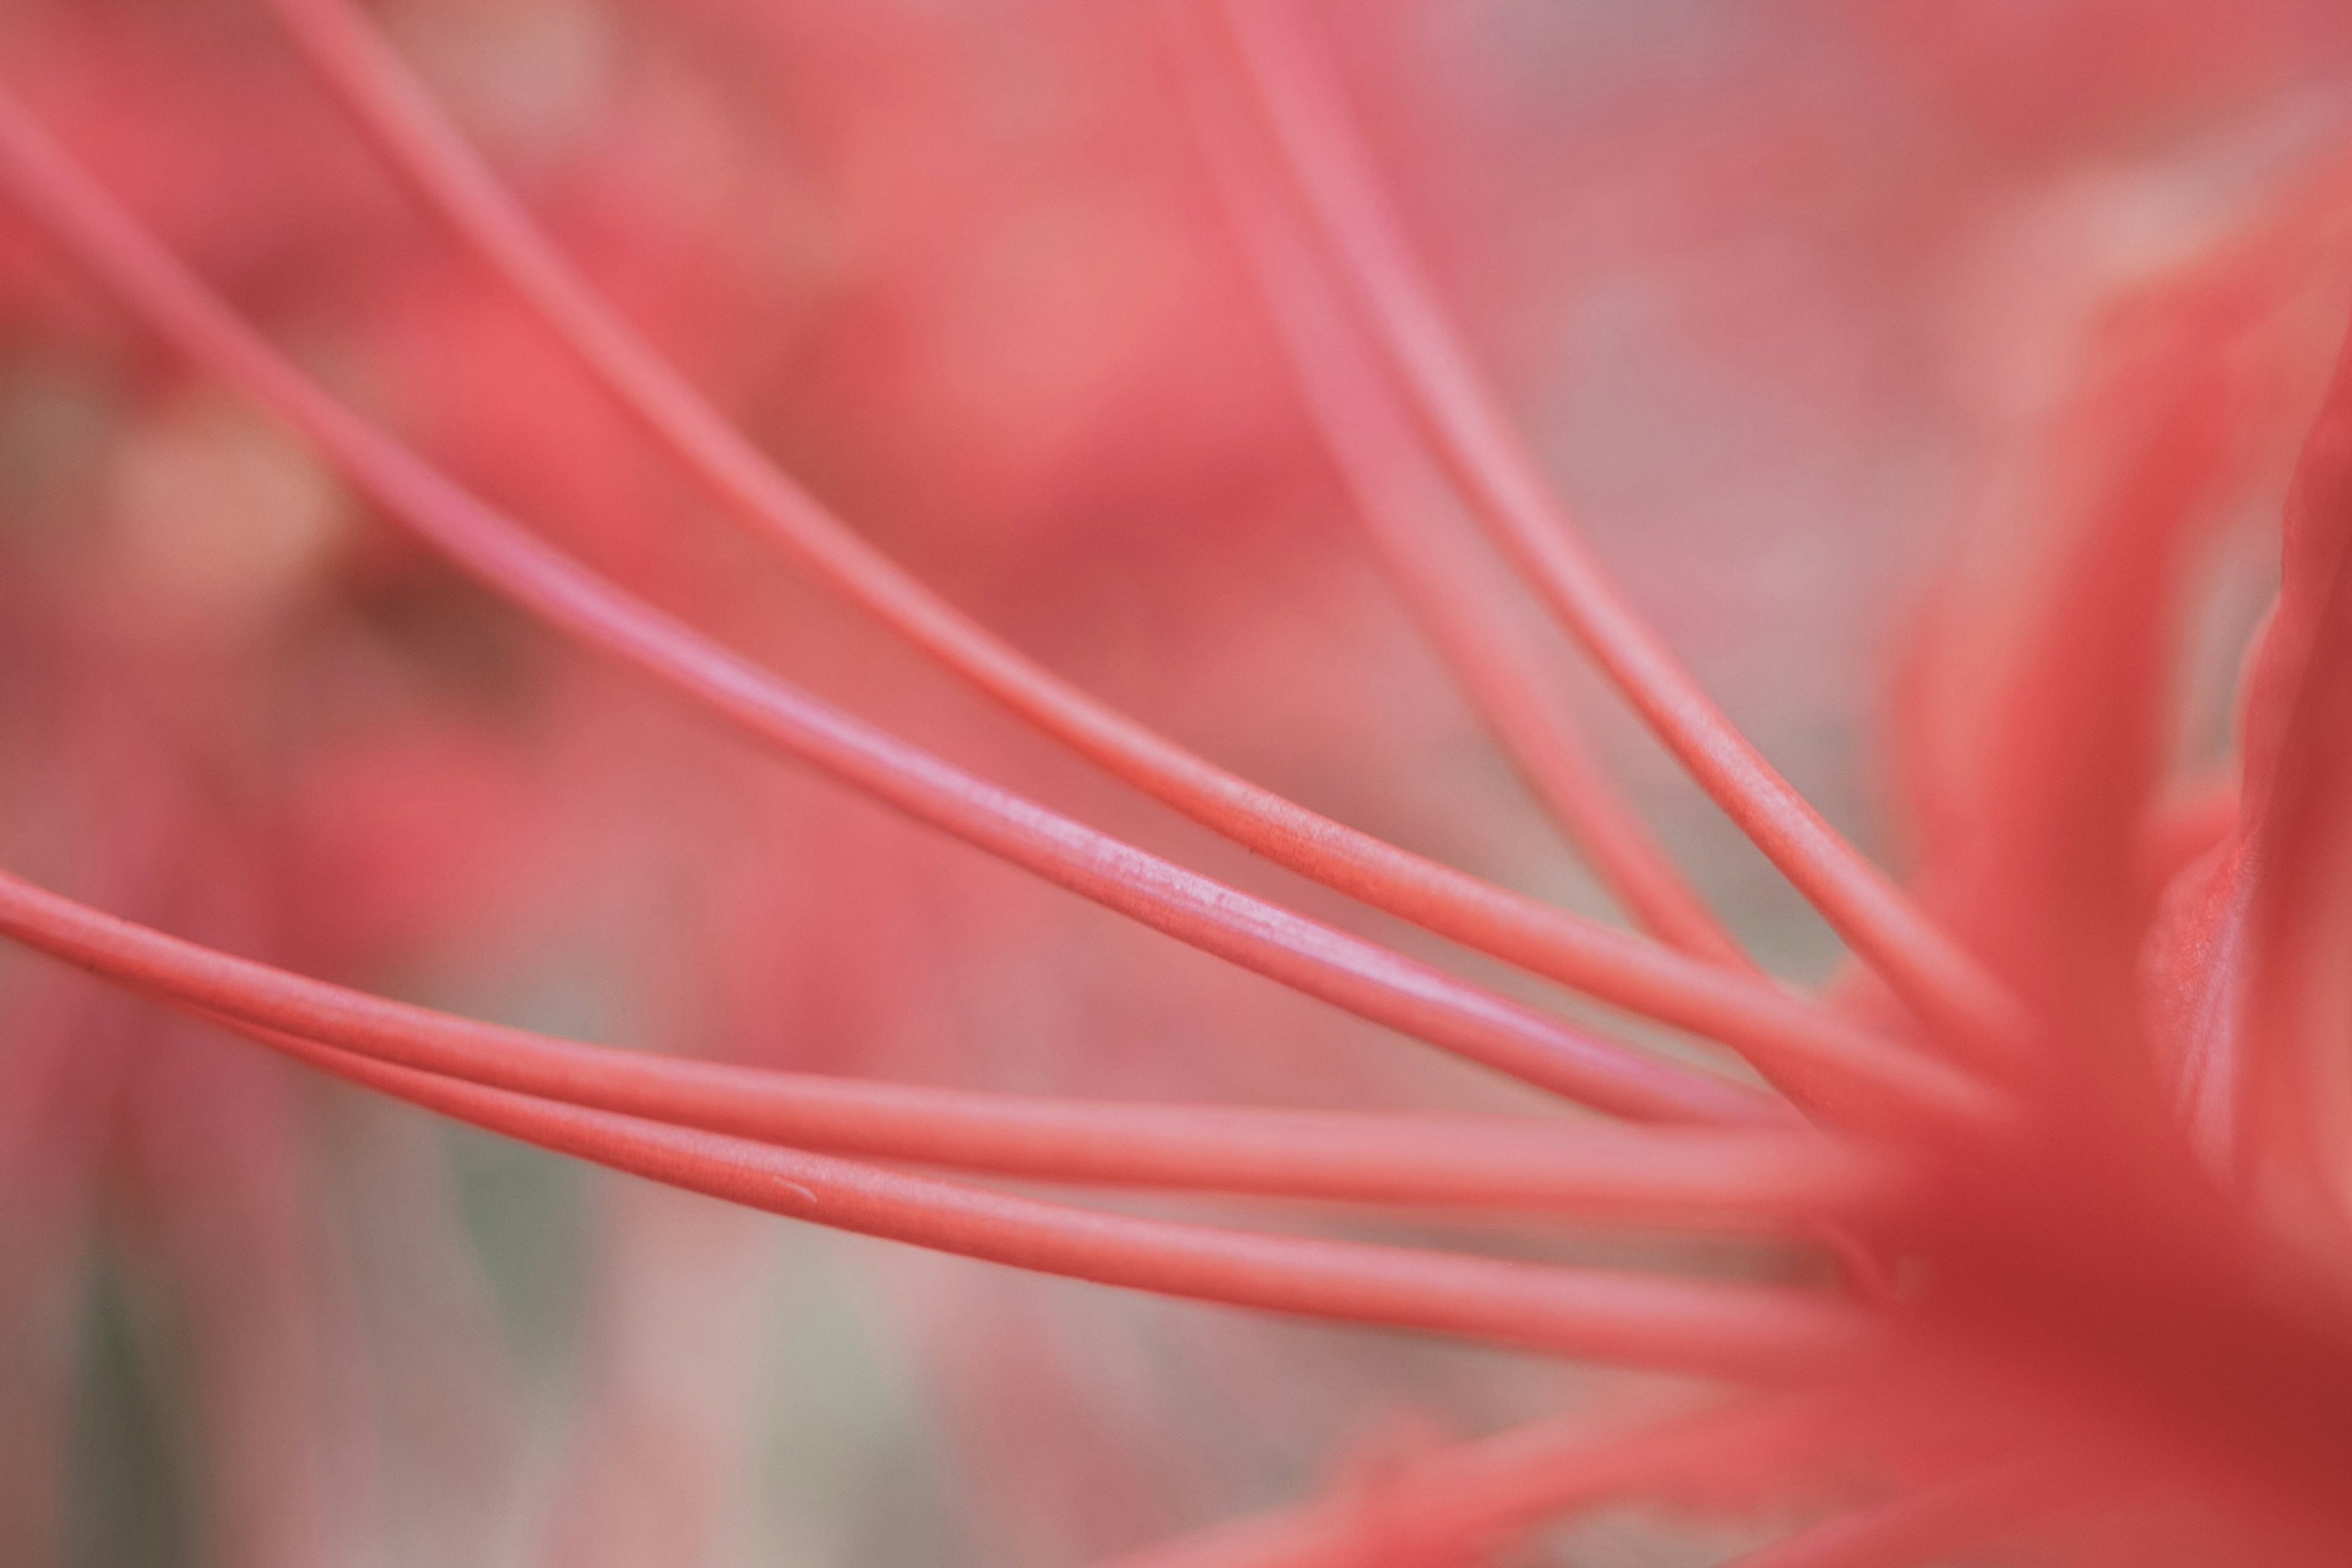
[2,1,2349,1563]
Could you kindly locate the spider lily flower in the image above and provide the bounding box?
[1,2,2349,1565]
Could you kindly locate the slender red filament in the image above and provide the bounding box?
[231,1019,1871,1377]
[258,0,1943,1095]
[0,83,2010,1134]
[0,866,1891,1223]
[1204,0,2032,1073]
[0,89,1791,1128]
[1159,1,1752,973]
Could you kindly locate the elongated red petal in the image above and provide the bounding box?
[2242,334,2352,1215]
[1951,288,2248,1084]
[2144,254,2352,1174]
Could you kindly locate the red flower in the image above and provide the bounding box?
[2,1,2350,1563]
